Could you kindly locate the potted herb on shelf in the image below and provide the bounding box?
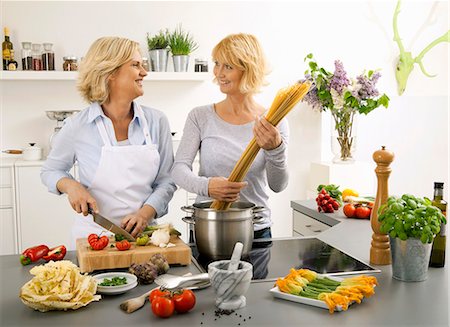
[378,194,446,282]
[168,25,198,72]
[146,29,169,72]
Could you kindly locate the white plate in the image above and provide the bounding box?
[269,275,346,312]
[93,272,138,295]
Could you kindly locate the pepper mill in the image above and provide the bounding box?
[370,146,395,265]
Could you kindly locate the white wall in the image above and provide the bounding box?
[1,1,448,237]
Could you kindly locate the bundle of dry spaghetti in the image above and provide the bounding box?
[211,81,311,210]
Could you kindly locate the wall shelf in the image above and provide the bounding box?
[0,71,211,81]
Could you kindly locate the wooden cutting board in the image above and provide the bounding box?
[76,235,191,273]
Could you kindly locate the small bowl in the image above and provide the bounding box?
[93,272,138,295]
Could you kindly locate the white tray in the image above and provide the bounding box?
[269,275,346,312]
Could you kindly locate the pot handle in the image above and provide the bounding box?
[252,206,267,214]
[252,216,265,224]
[182,217,196,225]
[181,205,195,214]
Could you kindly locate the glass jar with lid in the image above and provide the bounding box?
[63,56,78,71]
[42,43,55,70]
[31,43,42,71]
[21,42,32,70]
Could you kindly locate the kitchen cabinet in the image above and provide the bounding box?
[0,161,18,255]
[292,210,330,236]
[14,162,77,252]
[291,200,339,237]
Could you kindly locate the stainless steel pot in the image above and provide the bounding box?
[182,201,266,260]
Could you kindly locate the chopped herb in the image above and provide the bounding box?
[99,276,128,286]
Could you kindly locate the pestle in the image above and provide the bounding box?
[228,242,243,271]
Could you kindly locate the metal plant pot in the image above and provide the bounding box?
[390,237,433,282]
[182,201,266,260]
[149,49,169,72]
[173,55,190,72]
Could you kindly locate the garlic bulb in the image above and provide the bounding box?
[150,228,170,247]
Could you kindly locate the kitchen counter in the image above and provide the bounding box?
[0,200,448,326]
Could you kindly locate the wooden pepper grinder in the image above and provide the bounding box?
[370,146,395,265]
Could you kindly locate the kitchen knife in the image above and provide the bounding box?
[88,208,136,242]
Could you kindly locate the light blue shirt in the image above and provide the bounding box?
[41,102,177,218]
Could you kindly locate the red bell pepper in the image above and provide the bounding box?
[20,245,50,265]
[43,245,67,262]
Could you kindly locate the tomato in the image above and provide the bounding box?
[88,233,109,250]
[115,240,131,251]
[172,289,196,313]
[149,288,171,303]
[343,204,356,218]
[151,296,175,318]
[355,206,371,219]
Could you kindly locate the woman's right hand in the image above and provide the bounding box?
[208,177,247,202]
[57,178,98,216]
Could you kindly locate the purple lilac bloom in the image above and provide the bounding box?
[303,85,323,111]
[329,60,350,95]
[356,72,381,99]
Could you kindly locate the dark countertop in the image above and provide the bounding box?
[1,200,448,326]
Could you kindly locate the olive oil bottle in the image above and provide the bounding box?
[2,27,13,70]
[429,182,447,267]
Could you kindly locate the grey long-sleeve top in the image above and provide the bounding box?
[171,104,289,230]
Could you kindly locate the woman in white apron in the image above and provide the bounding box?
[41,37,176,249]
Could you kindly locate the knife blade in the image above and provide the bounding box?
[88,209,136,242]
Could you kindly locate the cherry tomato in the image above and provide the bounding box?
[172,289,196,313]
[355,206,371,219]
[343,204,356,218]
[149,288,171,303]
[151,296,175,318]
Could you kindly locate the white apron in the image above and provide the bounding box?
[71,104,160,248]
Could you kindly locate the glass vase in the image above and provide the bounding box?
[330,108,357,164]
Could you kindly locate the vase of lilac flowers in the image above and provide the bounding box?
[302,54,390,163]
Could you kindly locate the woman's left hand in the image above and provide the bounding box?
[253,117,282,150]
[121,206,156,237]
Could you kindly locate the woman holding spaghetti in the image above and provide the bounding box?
[171,33,289,239]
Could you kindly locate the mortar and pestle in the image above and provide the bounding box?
[207,242,253,310]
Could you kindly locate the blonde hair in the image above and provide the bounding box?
[212,33,269,94]
[77,37,141,104]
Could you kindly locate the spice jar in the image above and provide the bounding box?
[31,43,42,71]
[142,57,150,72]
[194,58,208,72]
[63,56,78,71]
[21,42,32,70]
[42,43,55,71]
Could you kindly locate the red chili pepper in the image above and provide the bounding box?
[115,240,131,251]
[43,245,67,262]
[88,233,109,250]
[20,245,50,265]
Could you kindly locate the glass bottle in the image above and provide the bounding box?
[21,42,32,70]
[42,43,55,70]
[2,27,13,70]
[7,49,18,70]
[429,182,447,267]
[31,43,42,71]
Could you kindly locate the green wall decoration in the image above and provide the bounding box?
[393,0,450,95]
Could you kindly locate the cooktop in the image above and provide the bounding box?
[190,237,380,282]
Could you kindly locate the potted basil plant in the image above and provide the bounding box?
[146,29,169,72]
[168,25,198,72]
[378,194,446,282]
